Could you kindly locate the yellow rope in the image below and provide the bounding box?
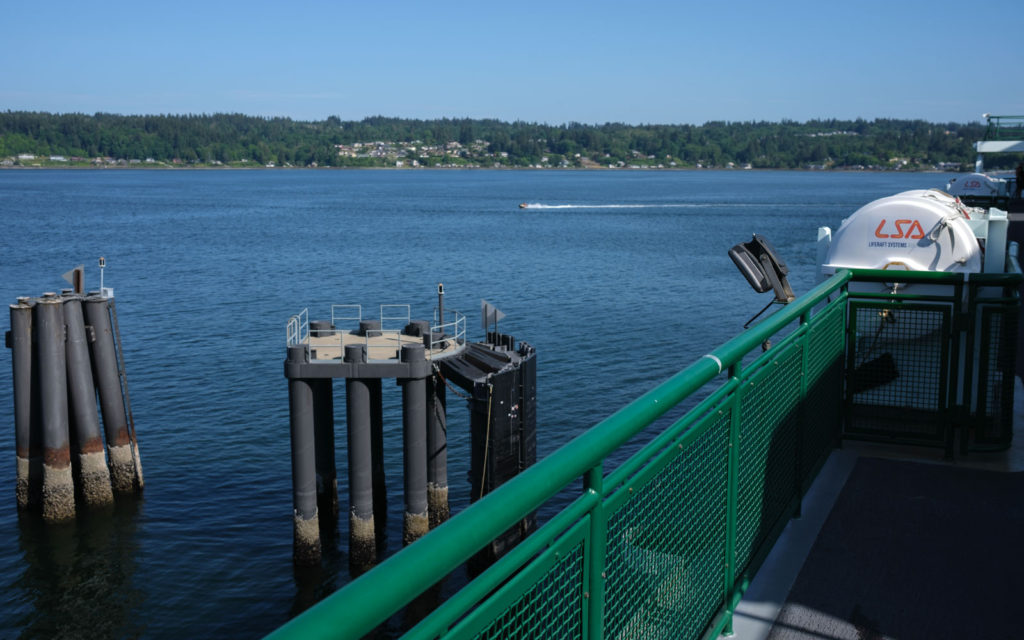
[479,383,493,500]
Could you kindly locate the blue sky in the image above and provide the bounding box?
[4,0,1022,125]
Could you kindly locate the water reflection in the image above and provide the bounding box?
[15,499,143,639]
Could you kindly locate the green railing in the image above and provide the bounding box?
[269,256,1021,640]
[843,261,1021,454]
[268,270,854,640]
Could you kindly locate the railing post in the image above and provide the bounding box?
[723,364,742,636]
[957,280,975,457]
[795,312,811,517]
[585,465,606,640]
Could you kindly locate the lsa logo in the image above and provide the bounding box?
[874,219,925,239]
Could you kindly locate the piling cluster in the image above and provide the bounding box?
[285,309,537,573]
[8,292,143,523]
[286,335,449,571]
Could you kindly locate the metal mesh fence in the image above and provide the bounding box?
[807,301,846,383]
[846,303,950,443]
[801,302,845,490]
[472,539,585,640]
[735,344,803,574]
[976,306,1017,447]
[602,409,731,640]
[850,305,947,409]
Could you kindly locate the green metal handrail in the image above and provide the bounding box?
[267,270,854,640]
[270,253,1023,640]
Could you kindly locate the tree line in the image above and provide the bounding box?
[1,111,1017,170]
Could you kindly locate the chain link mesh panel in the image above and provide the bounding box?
[807,301,846,383]
[602,410,731,640]
[735,344,803,574]
[975,305,1018,447]
[802,302,845,490]
[471,539,585,640]
[846,303,950,444]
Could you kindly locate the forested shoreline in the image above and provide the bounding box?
[1,111,1016,171]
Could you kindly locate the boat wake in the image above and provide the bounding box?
[520,203,693,209]
[518,202,828,210]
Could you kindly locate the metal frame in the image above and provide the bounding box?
[331,304,361,328]
[380,304,411,332]
[286,308,309,347]
[842,263,1022,453]
[844,299,954,449]
[285,306,469,364]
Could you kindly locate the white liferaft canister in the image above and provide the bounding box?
[821,189,981,279]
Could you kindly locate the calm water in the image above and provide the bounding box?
[0,169,944,638]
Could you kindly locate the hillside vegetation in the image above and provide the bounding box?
[1,111,1015,170]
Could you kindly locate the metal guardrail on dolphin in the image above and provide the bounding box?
[286,305,468,363]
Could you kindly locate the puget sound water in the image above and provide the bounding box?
[0,169,945,638]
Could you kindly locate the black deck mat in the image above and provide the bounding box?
[768,457,1024,640]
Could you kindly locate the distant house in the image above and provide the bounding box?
[17,154,35,160]
[49,155,67,162]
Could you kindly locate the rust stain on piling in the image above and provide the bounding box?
[78,435,105,455]
[108,430,131,448]
[43,447,71,467]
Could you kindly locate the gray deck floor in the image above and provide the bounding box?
[730,380,1024,640]
[767,458,1023,639]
